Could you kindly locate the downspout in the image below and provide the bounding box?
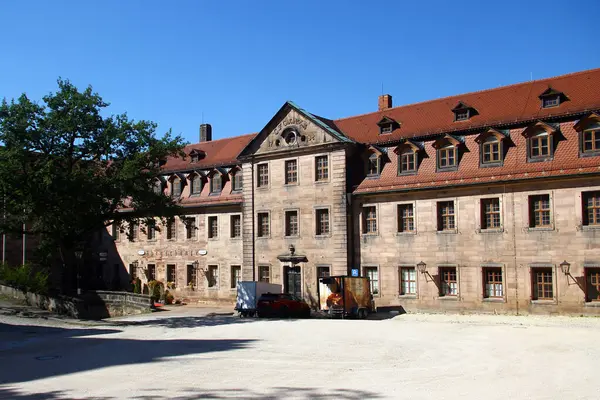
[509,184,519,315]
[251,157,256,281]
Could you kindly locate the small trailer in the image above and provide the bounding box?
[235,281,282,317]
[317,276,374,319]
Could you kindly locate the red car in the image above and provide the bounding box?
[257,293,311,318]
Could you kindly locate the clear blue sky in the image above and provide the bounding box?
[1,0,598,144]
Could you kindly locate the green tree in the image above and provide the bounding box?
[0,79,187,268]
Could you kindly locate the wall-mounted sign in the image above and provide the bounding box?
[137,250,145,256]
[198,249,207,256]
[351,268,359,277]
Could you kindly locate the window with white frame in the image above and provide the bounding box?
[364,267,379,295]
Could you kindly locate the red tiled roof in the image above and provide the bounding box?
[334,68,600,144]
[161,133,257,172]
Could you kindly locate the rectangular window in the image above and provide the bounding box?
[207,265,218,288]
[482,141,501,163]
[232,171,243,191]
[362,206,377,234]
[171,179,182,197]
[438,147,456,169]
[208,216,218,239]
[316,208,330,236]
[317,266,330,278]
[129,222,138,242]
[166,218,176,240]
[397,204,415,233]
[257,164,269,187]
[586,268,600,302]
[439,267,458,297]
[532,268,553,300]
[147,264,156,281]
[583,129,600,153]
[481,198,501,230]
[583,191,600,226]
[400,152,416,174]
[185,217,196,240]
[230,215,242,238]
[257,212,269,237]
[285,160,298,184]
[381,124,393,134]
[259,266,270,283]
[529,195,551,228]
[167,264,176,284]
[530,134,550,158]
[210,174,222,194]
[147,220,156,240]
[230,265,241,289]
[400,267,416,295]
[112,224,120,241]
[285,210,299,236]
[455,110,469,121]
[542,96,559,108]
[367,155,380,177]
[186,264,197,286]
[437,201,456,231]
[191,174,202,194]
[483,268,503,298]
[315,155,329,182]
[364,267,379,295]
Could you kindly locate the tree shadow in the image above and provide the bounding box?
[107,314,310,329]
[0,321,255,385]
[0,386,382,400]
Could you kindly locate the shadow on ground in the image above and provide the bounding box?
[0,386,382,399]
[0,321,255,385]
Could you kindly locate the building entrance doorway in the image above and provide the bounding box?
[285,265,302,297]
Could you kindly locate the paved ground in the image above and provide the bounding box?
[0,302,599,400]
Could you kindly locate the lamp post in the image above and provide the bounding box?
[417,261,427,274]
[192,260,200,288]
[560,260,571,275]
[74,248,84,296]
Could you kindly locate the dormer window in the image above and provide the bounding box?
[394,140,420,176]
[171,176,182,197]
[190,173,202,195]
[189,149,206,163]
[452,102,478,122]
[522,121,557,162]
[367,154,380,177]
[574,113,600,157]
[539,87,567,109]
[210,173,222,194]
[476,128,508,167]
[231,168,243,192]
[377,117,399,135]
[433,135,462,172]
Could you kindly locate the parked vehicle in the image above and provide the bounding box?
[235,281,282,317]
[256,293,311,318]
[317,276,374,319]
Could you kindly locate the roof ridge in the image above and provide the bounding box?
[334,67,600,123]
[185,132,257,147]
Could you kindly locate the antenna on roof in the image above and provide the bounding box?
[530,72,533,81]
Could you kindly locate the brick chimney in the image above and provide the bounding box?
[199,123,212,142]
[378,94,392,111]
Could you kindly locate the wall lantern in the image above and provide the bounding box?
[417,261,427,274]
[560,260,571,275]
[192,260,200,270]
[289,244,295,256]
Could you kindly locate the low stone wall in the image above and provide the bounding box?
[0,284,152,319]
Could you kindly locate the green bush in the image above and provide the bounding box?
[148,280,164,303]
[0,264,49,294]
[133,278,142,294]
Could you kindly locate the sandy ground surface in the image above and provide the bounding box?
[1,306,599,400]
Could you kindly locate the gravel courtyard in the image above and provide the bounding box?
[0,308,599,400]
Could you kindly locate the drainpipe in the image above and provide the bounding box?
[251,157,256,281]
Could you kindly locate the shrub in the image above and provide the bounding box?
[148,280,164,303]
[0,264,49,294]
[133,278,142,294]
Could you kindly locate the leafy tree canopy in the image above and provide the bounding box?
[0,79,187,265]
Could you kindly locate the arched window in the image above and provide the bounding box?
[191,174,202,195]
[171,177,182,197]
[210,173,222,194]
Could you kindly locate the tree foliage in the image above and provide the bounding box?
[0,79,187,265]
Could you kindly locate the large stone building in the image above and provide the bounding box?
[110,68,600,314]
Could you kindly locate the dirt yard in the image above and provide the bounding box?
[0,308,599,399]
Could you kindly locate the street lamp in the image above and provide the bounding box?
[560,260,571,275]
[417,261,427,274]
[74,248,84,296]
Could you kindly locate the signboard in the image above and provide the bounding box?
[351,268,359,277]
[137,250,145,256]
[198,249,207,256]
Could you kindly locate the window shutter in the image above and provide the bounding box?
[479,199,485,230]
[528,197,535,227]
[582,193,589,226]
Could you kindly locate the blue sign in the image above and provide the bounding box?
[351,268,359,277]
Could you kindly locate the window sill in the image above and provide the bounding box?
[437,296,459,301]
[256,236,271,240]
[207,287,219,291]
[527,157,554,163]
[315,180,330,185]
[479,162,504,168]
[396,231,417,236]
[436,230,458,235]
[365,175,381,180]
[579,151,600,158]
[398,171,418,177]
[209,192,222,197]
[531,299,557,305]
[284,235,300,239]
[208,237,219,241]
[527,227,554,232]
[436,167,458,173]
[284,182,299,187]
[256,186,270,191]
[398,294,417,299]
[584,302,600,307]
[482,297,506,303]
[190,193,202,197]
[362,233,378,237]
[229,236,243,240]
[479,228,504,234]
[315,234,332,239]
[582,225,600,231]
[231,189,243,194]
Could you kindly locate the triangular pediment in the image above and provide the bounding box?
[238,102,353,158]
